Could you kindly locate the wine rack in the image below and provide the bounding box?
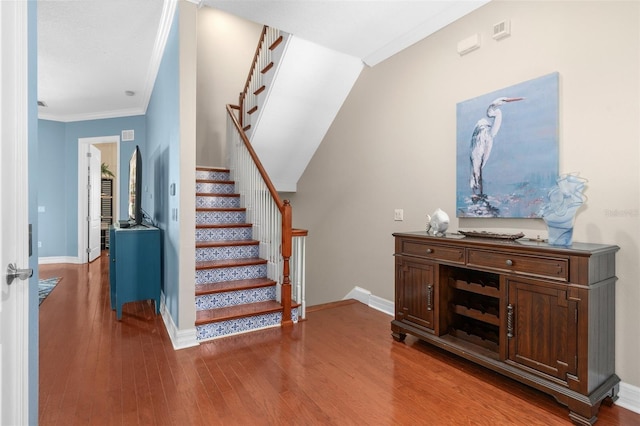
[445,267,500,353]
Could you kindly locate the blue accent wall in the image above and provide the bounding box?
[146,9,180,323]
[37,116,146,257]
[37,120,65,257]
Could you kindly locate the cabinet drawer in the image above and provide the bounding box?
[401,240,465,264]
[467,249,568,281]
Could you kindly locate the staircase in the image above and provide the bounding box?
[194,166,299,341]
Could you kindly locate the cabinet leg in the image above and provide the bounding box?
[568,399,599,426]
[391,331,406,342]
[568,411,597,426]
[391,322,407,342]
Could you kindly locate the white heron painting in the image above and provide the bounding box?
[456,72,559,218]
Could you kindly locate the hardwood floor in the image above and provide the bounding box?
[39,253,639,425]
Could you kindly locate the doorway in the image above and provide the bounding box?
[77,136,120,263]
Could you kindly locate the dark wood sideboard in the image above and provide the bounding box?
[391,231,619,425]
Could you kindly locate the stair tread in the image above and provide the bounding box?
[196,223,252,229]
[196,239,258,248]
[196,207,245,212]
[269,35,283,51]
[195,300,282,325]
[196,277,276,296]
[196,179,235,184]
[196,166,229,172]
[196,193,239,197]
[196,257,267,270]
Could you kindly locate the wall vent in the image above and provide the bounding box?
[493,20,511,40]
[122,130,135,141]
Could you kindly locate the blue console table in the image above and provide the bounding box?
[109,223,161,320]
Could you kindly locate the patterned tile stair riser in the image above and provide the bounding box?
[196,286,277,310]
[196,210,246,225]
[196,244,259,262]
[196,226,252,242]
[196,308,299,341]
[195,170,230,181]
[196,264,267,285]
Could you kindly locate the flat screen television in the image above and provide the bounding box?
[127,145,143,226]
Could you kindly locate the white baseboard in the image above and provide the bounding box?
[38,256,81,265]
[343,285,640,415]
[160,293,199,350]
[344,286,393,316]
[617,381,640,414]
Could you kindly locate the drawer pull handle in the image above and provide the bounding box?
[426,249,433,254]
[427,285,433,311]
[505,259,513,266]
[507,304,514,339]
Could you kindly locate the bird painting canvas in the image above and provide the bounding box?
[456,72,559,218]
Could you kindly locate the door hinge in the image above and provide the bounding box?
[86,152,92,158]
[86,248,91,254]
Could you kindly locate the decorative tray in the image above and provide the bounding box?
[458,230,525,240]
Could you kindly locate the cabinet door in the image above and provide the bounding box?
[396,257,435,330]
[506,278,578,383]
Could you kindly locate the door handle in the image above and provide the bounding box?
[6,263,33,285]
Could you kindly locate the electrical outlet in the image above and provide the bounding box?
[394,209,404,221]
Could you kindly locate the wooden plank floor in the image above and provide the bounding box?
[39,253,639,425]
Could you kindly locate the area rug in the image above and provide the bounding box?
[39,277,61,306]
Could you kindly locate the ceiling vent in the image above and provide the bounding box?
[122,130,135,141]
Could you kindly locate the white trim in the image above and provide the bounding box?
[140,0,177,114]
[160,293,199,350]
[77,136,120,264]
[38,256,82,265]
[617,381,640,414]
[37,107,146,123]
[343,286,394,316]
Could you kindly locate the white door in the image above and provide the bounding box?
[0,1,31,424]
[87,145,101,262]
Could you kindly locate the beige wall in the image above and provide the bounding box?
[196,8,262,167]
[288,1,639,387]
[178,0,198,331]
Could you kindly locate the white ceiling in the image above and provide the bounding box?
[37,0,489,122]
[37,0,174,122]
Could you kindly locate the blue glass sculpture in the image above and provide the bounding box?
[540,173,587,246]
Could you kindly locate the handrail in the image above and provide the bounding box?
[226,104,293,325]
[238,26,283,130]
[239,26,268,126]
